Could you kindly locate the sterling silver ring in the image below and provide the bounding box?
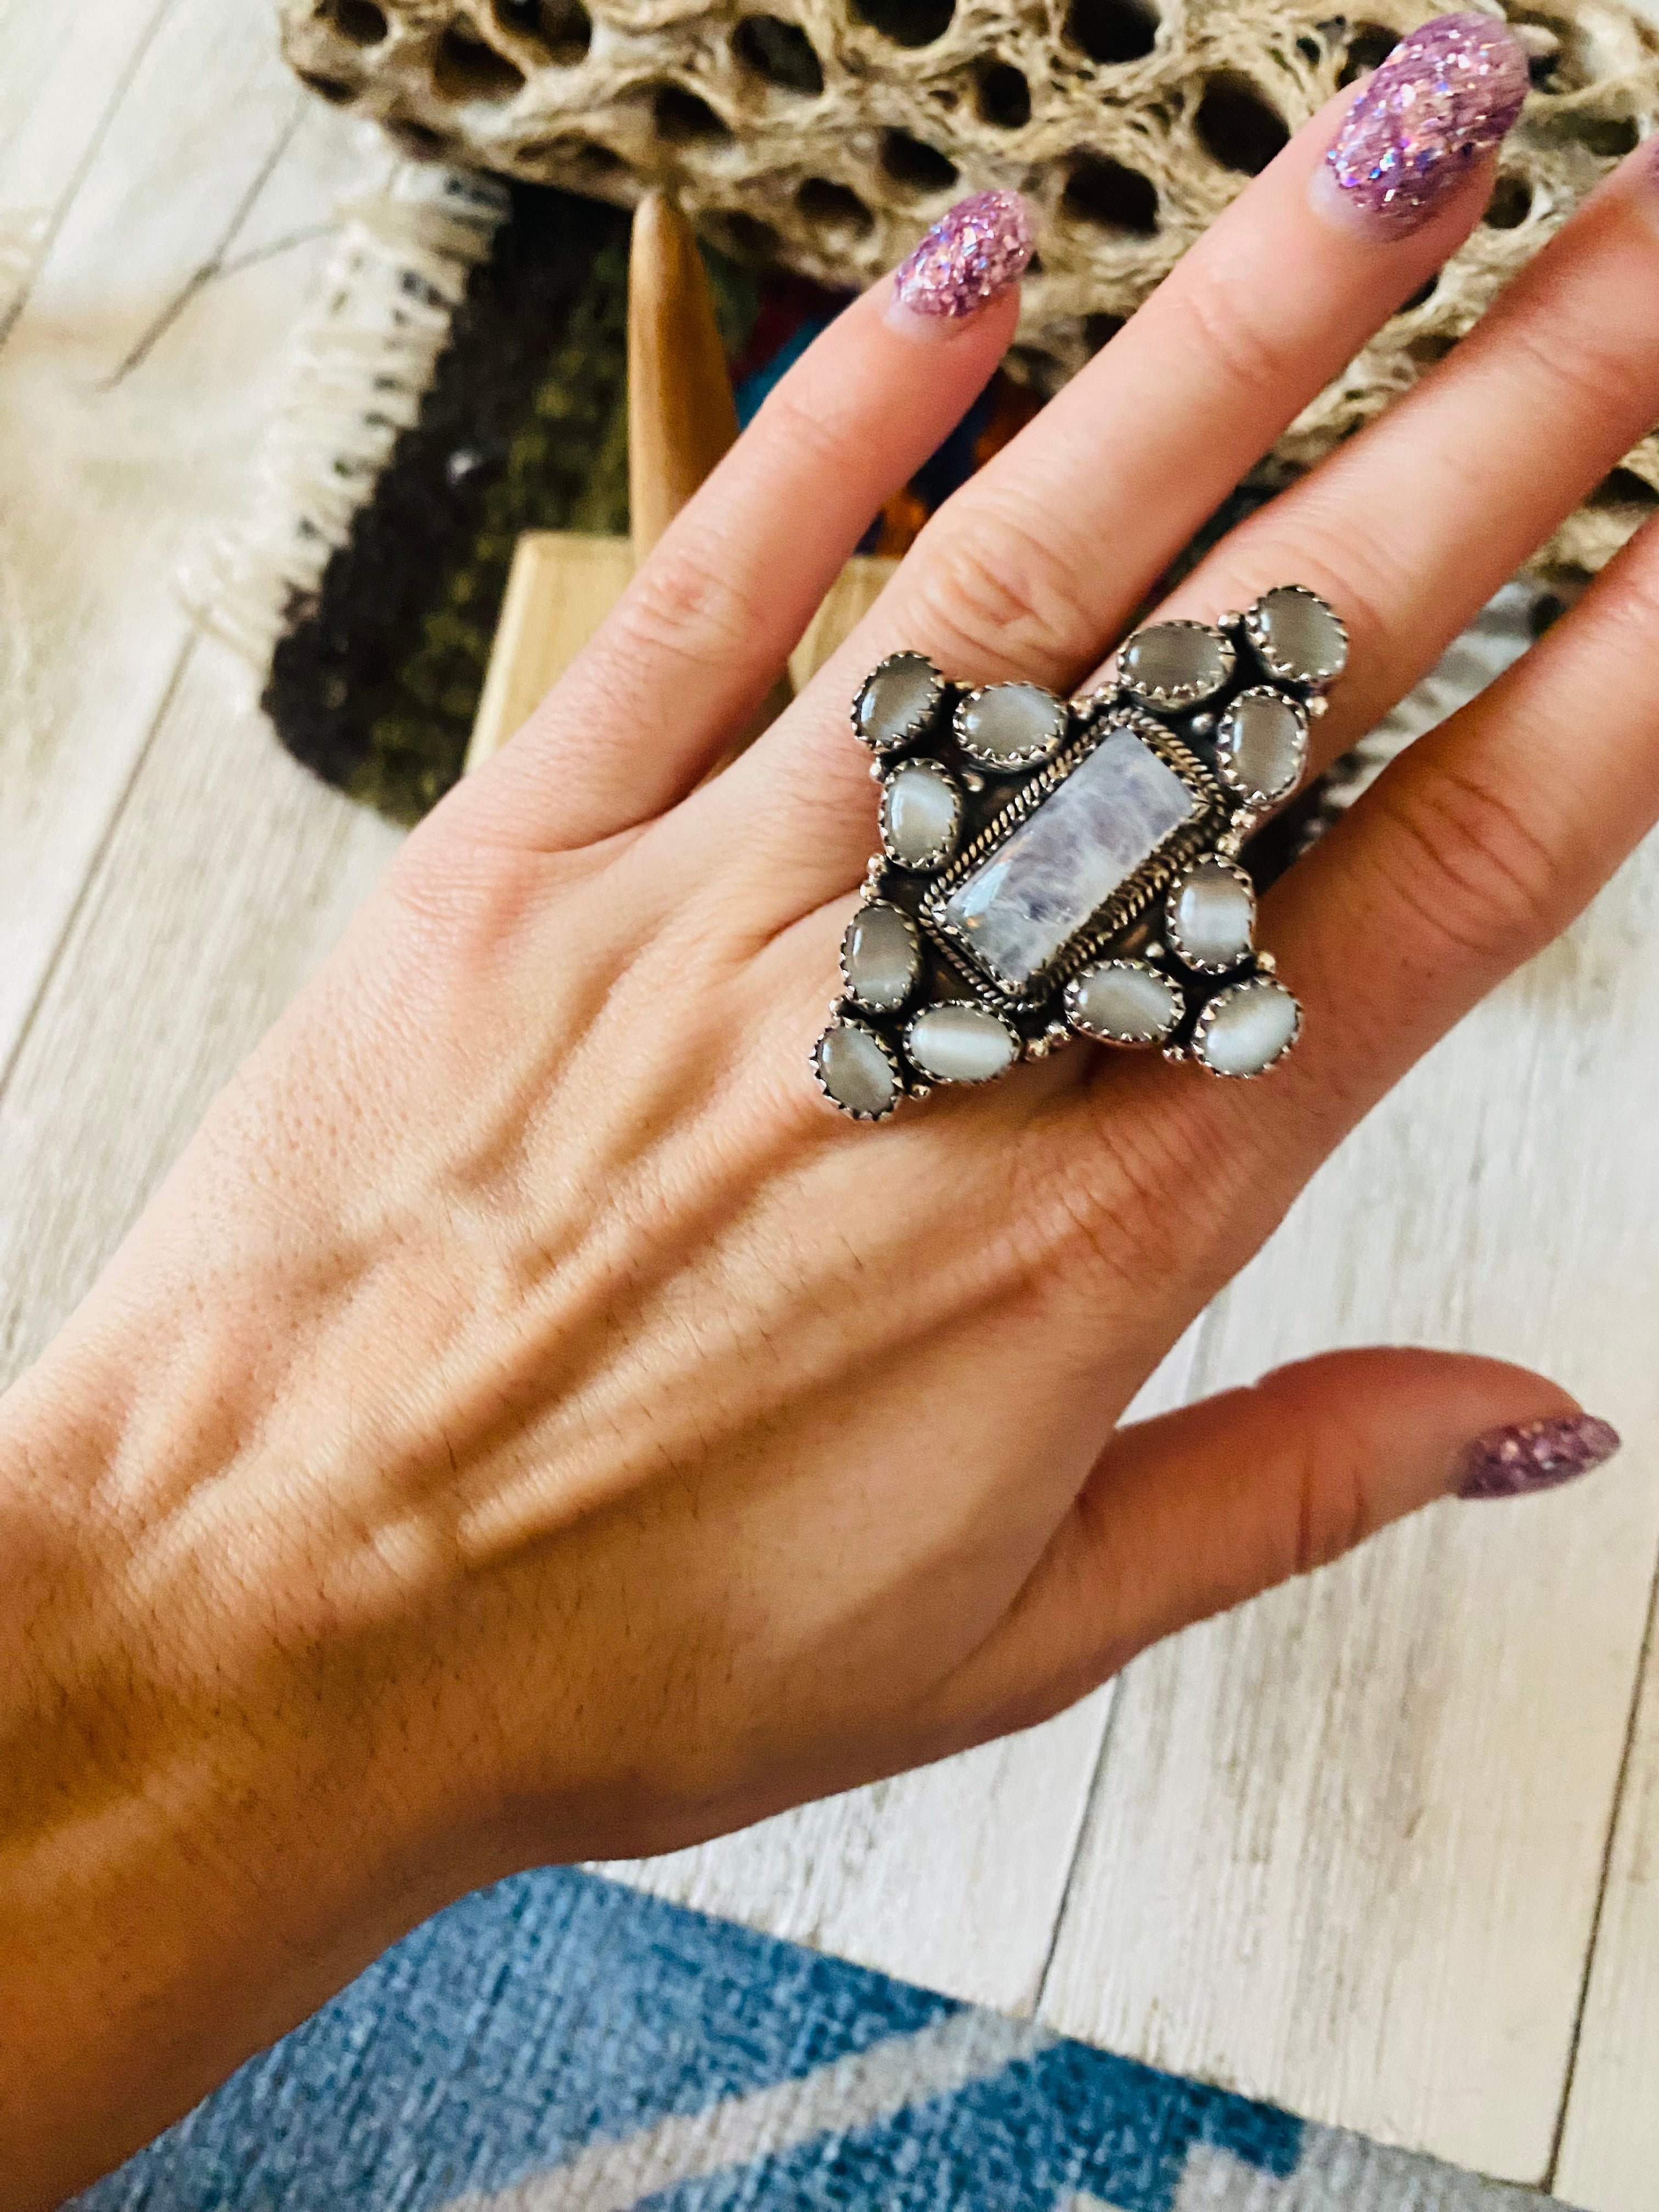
[812,586,1348,1122]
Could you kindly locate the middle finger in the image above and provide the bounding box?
[696,13,1530,912]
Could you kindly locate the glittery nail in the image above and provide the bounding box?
[1325,12,1530,233]
[1458,1413,1622,1500]
[890,190,1035,321]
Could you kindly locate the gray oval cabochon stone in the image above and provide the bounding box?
[906,1003,1019,1084]
[883,761,960,867]
[843,902,919,1012]
[1196,979,1299,1076]
[818,1022,898,1115]
[1070,960,1181,1042]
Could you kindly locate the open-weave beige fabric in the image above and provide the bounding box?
[281,0,1659,576]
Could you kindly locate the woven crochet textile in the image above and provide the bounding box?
[280,0,1659,577]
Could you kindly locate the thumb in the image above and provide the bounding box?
[930,1347,1621,1746]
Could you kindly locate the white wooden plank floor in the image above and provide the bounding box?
[1556,1578,1659,2209]
[1040,946,1659,2178]
[2,4,1655,2201]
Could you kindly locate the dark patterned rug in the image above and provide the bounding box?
[250,176,984,823]
[235,170,1317,831]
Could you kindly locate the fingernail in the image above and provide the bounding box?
[1459,1413,1622,1500]
[887,190,1035,330]
[1324,12,1530,235]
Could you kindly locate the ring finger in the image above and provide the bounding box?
[1102,136,1659,789]
[1123,496,1659,1301]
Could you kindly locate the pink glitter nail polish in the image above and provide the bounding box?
[1326,12,1530,231]
[1458,1413,1622,1499]
[891,190,1035,319]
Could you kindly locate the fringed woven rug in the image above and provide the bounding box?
[188,154,1554,835]
[168,161,1571,2212]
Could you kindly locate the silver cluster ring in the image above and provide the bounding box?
[813,586,1348,1122]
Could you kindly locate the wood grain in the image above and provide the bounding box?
[1037,844,1659,2180]
[0,0,351,1076]
[467,537,897,769]
[0,0,170,246]
[466,534,636,770]
[0,634,400,1382]
[1554,1579,1659,2212]
[626,193,740,564]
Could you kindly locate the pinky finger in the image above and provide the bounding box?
[923,1348,1609,1747]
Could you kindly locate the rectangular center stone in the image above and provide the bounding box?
[941,729,1197,990]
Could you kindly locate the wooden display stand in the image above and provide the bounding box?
[465,194,895,772]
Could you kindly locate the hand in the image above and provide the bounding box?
[2,16,1647,2202]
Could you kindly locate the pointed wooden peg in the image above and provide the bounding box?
[627,190,742,563]
[469,190,843,775]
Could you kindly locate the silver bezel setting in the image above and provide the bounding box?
[811,1017,904,1120]
[1118,619,1237,709]
[1242,587,1350,692]
[951,682,1068,774]
[902,1002,1022,1086]
[839,901,922,1014]
[1063,958,1183,1047]
[1189,975,1303,1079]
[853,650,946,755]
[918,707,1226,1013]
[1215,685,1309,805]
[816,583,1343,1119]
[879,758,963,872]
[1163,855,1257,977]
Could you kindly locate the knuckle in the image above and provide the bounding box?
[1173,268,1304,405]
[382,819,543,943]
[1503,315,1655,435]
[751,376,859,481]
[1011,1097,1210,1303]
[605,538,770,684]
[1367,751,1560,967]
[1025,1163,1149,1299]
[1284,1419,1373,1578]
[906,502,1101,682]
[379,823,582,992]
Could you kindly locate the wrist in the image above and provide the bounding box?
[0,1321,473,2210]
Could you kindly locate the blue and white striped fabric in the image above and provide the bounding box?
[73,1869,1562,2211]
